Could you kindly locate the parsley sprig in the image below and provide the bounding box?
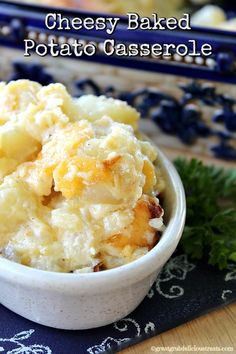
[174,158,236,269]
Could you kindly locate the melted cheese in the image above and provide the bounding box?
[107,196,157,248]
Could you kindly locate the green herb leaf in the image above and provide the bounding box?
[174,158,236,269]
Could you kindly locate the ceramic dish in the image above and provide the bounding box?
[0,147,185,330]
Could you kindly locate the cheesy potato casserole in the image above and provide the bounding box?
[0,80,165,272]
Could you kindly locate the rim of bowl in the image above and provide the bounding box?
[0,148,186,292]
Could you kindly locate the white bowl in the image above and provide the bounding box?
[0,148,185,330]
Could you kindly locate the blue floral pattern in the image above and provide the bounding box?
[0,330,52,354]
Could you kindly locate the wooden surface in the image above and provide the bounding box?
[121,148,236,354]
[121,302,236,354]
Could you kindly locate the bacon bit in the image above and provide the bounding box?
[103,155,121,169]
[93,262,105,272]
[148,200,163,219]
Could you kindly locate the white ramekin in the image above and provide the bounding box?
[0,148,186,330]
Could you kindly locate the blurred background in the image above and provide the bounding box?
[10,0,236,31]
